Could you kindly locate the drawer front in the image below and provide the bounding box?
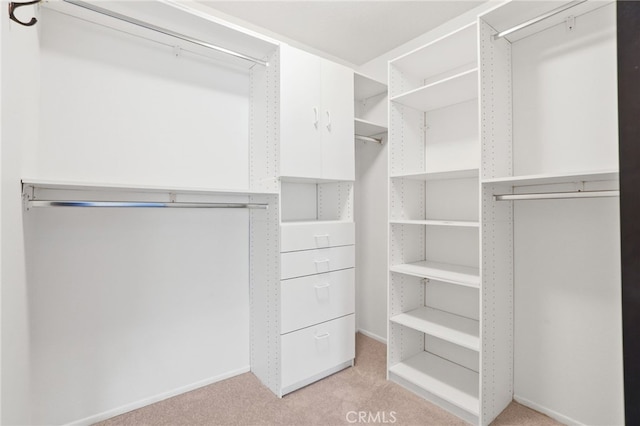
[280,245,355,280]
[281,314,355,389]
[281,221,355,252]
[281,269,355,334]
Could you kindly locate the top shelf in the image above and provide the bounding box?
[391,67,478,112]
[21,178,279,196]
[354,72,387,100]
[390,22,477,80]
[482,170,619,187]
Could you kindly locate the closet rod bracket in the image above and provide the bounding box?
[9,0,41,27]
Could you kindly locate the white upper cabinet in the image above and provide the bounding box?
[280,45,354,181]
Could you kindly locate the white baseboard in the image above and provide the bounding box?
[514,394,584,426]
[357,328,387,344]
[66,366,251,426]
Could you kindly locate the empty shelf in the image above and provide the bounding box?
[482,170,619,187]
[391,68,478,112]
[390,219,479,228]
[389,352,479,415]
[391,169,479,181]
[390,260,479,288]
[354,72,387,100]
[391,307,479,351]
[355,118,387,137]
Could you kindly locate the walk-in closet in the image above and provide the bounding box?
[1,0,634,425]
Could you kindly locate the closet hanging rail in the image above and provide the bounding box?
[10,0,268,66]
[28,200,269,209]
[355,134,384,144]
[492,0,587,40]
[63,0,268,66]
[494,190,619,201]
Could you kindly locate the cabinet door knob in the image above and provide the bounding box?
[326,110,332,131]
[313,107,319,129]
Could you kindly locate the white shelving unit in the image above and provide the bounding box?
[354,72,388,142]
[388,19,485,426]
[478,2,622,424]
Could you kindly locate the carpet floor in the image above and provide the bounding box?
[98,333,560,425]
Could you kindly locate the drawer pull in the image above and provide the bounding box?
[314,282,331,289]
[314,332,330,340]
[314,259,330,272]
[314,234,330,247]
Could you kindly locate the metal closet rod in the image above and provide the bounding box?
[492,0,588,40]
[494,190,619,201]
[355,134,383,144]
[28,200,269,209]
[60,0,269,66]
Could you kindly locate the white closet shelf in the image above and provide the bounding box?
[21,179,278,196]
[482,170,619,187]
[279,176,356,184]
[354,72,387,100]
[391,68,478,112]
[390,22,477,81]
[391,168,479,181]
[281,219,353,226]
[391,307,479,351]
[355,118,387,137]
[390,219,479,228]
[389,352,479,415]
[390,260,480,288]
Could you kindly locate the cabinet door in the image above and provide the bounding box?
[320,60,355,181]
[280,45,322,179]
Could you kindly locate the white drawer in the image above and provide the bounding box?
[280,245,355,280]
[281,269,355,334]
[281,221,355,252]
[281,314,355,389]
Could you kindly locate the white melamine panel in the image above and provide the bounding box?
[425,178,479,222]
[482,170,619,186]
[280,314,355,388]
[389,103,425,176]
[389,351,479,415]
[390,220,478,228]
[25,207,251,425]
[425,335,479,373]
[426,281,479,321]
[390,261,480,288]
[425,100,479,174]
[317,182,354,221]
[355,118,387,138]
[37,9,249,190]
[280,45,322,179]
[280,182,318,222]
[424,226,479,269]
[390,307,479,351]
[280,245,355,280]
[512,3,618,176]
[514,197,623,425]
[281,269,355,334]
[354,72,387,100]
[391,169,478,181]
[321,59,355,181]
[391,68,477,113]
[281,221,355,252]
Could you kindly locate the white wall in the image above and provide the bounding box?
[1,8,40,425]
[355,139,388,343]
[2,5,256,424]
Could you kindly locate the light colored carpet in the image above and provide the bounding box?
[98,333,560,425]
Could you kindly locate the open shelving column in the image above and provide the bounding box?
[387,21,483,425]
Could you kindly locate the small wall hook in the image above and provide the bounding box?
[9,0,41,27]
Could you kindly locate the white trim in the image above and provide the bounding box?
[65,366,251,426]
[514,394,585,426]
[357,329,387,344]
